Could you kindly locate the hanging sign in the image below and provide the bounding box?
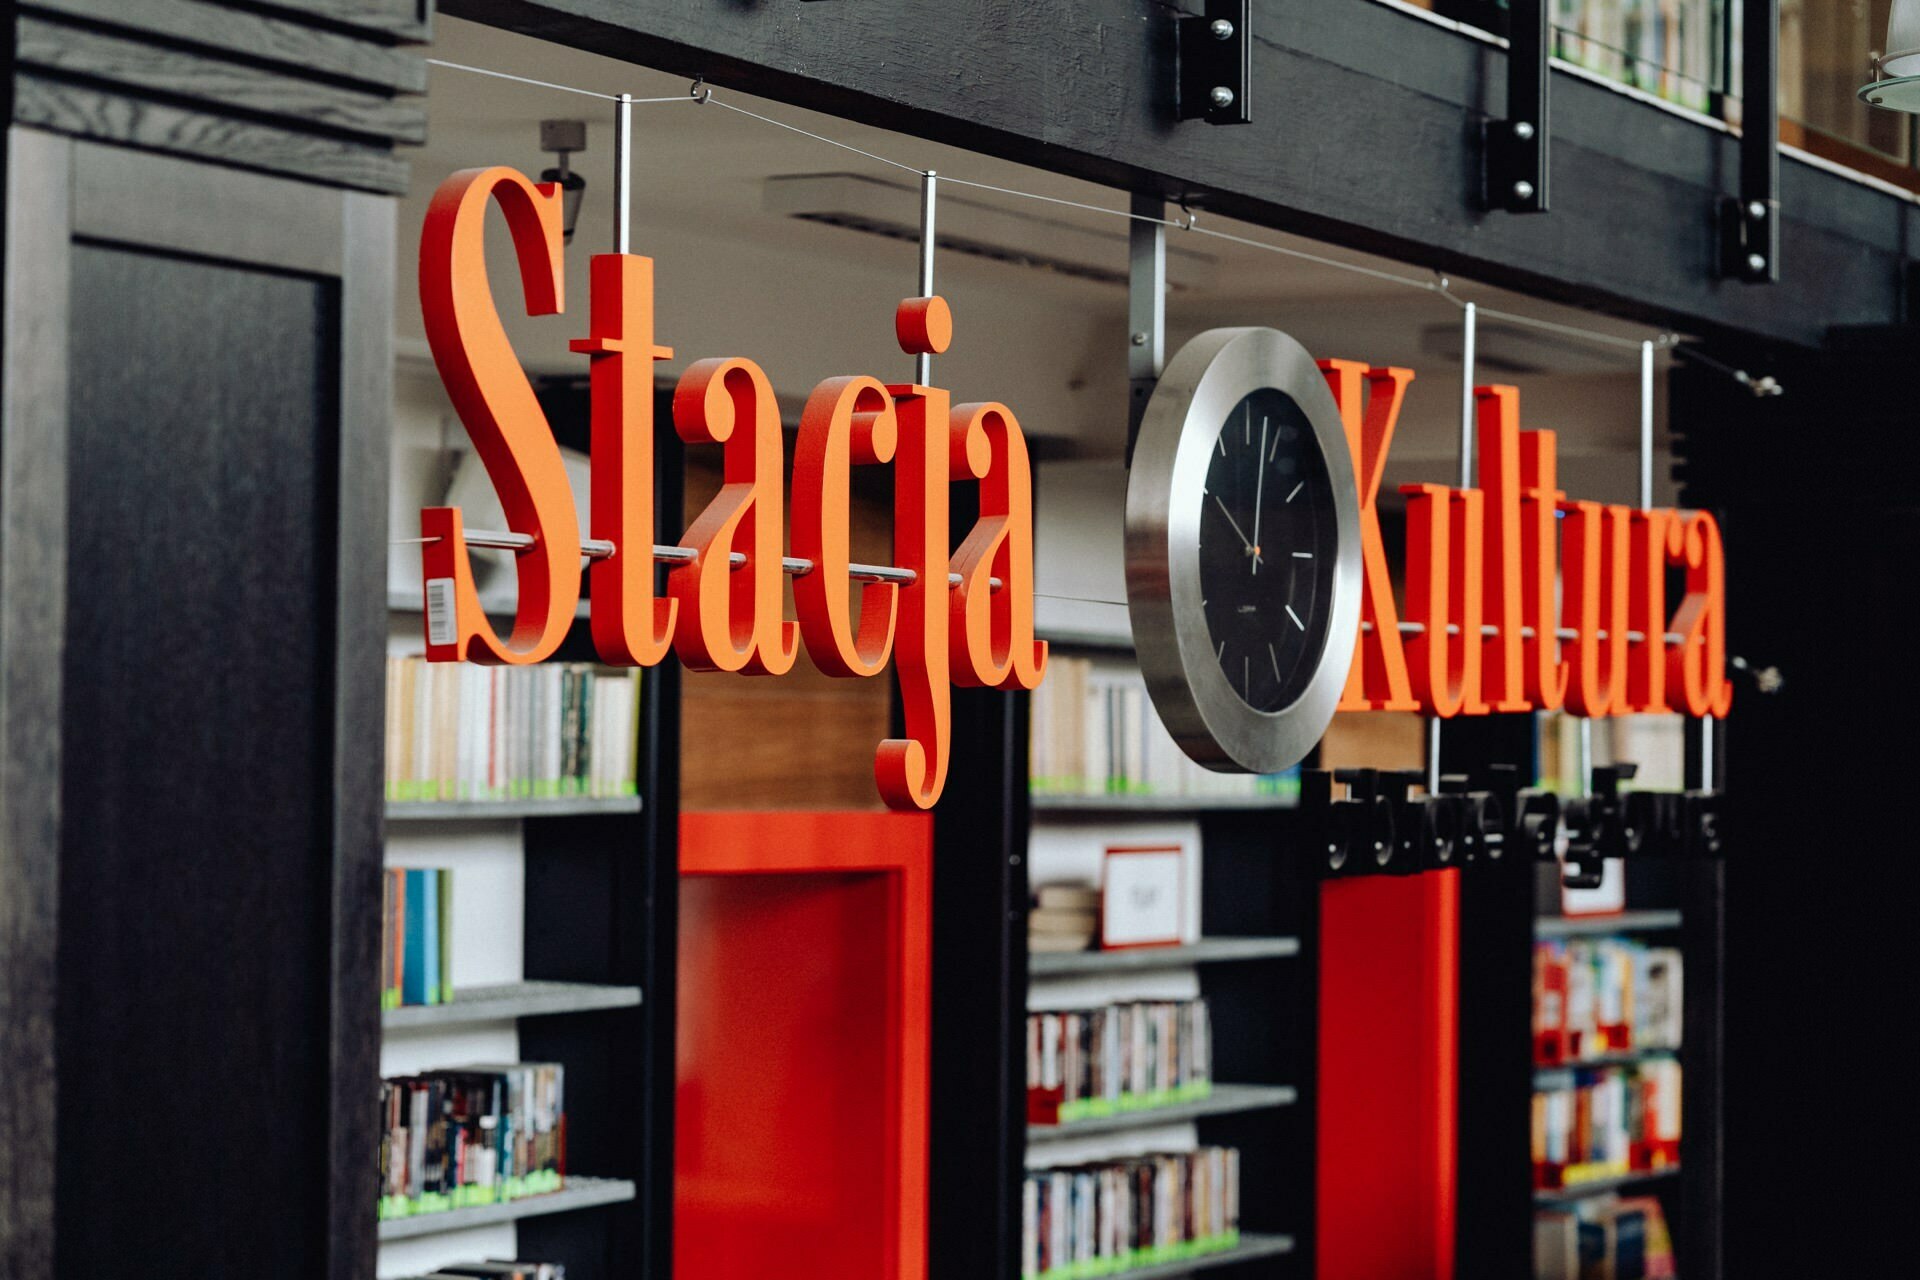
[1127,331,1729,778]
[416,165,1046,812]
[1325,361,1731,720]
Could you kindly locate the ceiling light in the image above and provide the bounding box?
[539,119,588,243]
[1859,0,1920,112]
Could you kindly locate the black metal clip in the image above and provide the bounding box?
[1177,0,1251,125]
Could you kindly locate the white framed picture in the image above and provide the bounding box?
[1101,845,1185,950]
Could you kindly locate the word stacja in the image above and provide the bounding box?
[417,165,1047,812]
[1320,361,1730,720]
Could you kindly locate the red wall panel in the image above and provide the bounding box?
[1318,870,1459,1280]
[677,811,931,1280]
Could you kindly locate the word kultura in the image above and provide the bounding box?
[1320,361,1730,720]
[418,165,1046,811]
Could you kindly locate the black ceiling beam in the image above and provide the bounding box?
[441,0,1920,350]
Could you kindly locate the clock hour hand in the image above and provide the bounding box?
[1210,493,1262,567]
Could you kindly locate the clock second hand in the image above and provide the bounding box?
[1250,416,1269,576]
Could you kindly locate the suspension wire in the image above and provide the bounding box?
[420,57,1746,380]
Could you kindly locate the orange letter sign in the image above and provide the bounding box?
[418,166,580,665]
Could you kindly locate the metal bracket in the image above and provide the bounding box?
[1126,191,1167,464]
[1177,0,1251,125]
[1481,0,1549,213]
[1720,0,1780,283]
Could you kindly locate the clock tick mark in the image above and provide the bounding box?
[1285,481,1304,504]
[1292,551,1313,559]
[1265,417,1278,463]
[1269,643,1282,679]
[1285,604,1305,631]
[1243,655,1250,700]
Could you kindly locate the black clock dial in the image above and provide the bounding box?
[1198,388,1338,713]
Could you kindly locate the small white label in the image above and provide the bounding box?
[425,577,456,646]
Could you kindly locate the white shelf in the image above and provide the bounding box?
[376,1175,635,1241]
[1031,937,1299,978]
[1027,1084,1297,1143]
[1535,909,1682,938]
[385,796,642,821]
[382,981,641,1031]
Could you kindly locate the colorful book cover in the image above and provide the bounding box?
[437,868,454,1005]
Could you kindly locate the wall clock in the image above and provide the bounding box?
[1125,327,1362,773]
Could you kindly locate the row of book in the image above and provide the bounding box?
[1552,0,1717,112]
[1031,657,1299,800]
[1023,1148,1241,1280]
[1027,999,1212,1126]
[1533,1060,1682,1189]
[379,1063,566,1221]
[385,657,641,803]
[1536,1195,1676,1280]
[1534,938,1683,1065]
[398,1266,565,1280]
[382,867,453,1010]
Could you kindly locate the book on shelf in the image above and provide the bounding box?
[1027,999,1212,1125]
[383,867,454,1010]
[1534,937,1682,1065]
[1022,1147,1241,1280]
[402,1266,566,1280]
[378,1063,565,1221]
[1532,1060,1681,1189]
[1536,1193,1675,1280]
[1030,882,1101,954]
[384,656,641,803]
[1031,655,1299,801]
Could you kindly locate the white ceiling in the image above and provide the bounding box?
[400,16,1684,498]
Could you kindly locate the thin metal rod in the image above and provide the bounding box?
[426,530,998,590]
[1639,339,1655,509]
[1699,720,1716,789]
[1459,301,1478,488]
[614,93,632,255]
[916,170,938,385]
[1576,719,1594,798]
[1426,717,1443,794]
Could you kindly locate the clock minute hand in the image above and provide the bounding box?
[1250,417,1269,575]
[1211,493,1257,558]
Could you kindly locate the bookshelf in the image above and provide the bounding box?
[1005,616,1318,1280]
[1535,908,1683,938]
[375,381,683,1280]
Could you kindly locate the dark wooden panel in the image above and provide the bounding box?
[17,17,427,143]
[57,243,338,1278]
[14,72,409,192]
[329,185,392,1280]
[0,124,72,1279]
[444,0,1920,347]
[24,0,428,93]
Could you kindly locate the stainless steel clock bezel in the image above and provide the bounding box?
[1124,327,1362,773]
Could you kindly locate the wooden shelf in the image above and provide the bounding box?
[376,1175,636,1241]
[1062,1232,1297,1279]
[1031,937,1300,978]
[385,796,642,821]
[1027,1084,1297,1143]
[382,981,642,1031]
[1534,1167,1680,1203]
[1031,793,1297,816]
[1535,909,1682,938]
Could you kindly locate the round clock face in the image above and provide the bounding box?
[1125,327,1361,774]
[1198,389,1338,713]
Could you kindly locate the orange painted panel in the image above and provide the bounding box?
[677,812,931,1280]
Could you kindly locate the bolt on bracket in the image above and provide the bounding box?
[1178,0,1251,125]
